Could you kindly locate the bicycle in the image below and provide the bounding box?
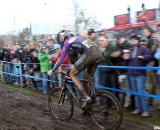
[48,71,123,130]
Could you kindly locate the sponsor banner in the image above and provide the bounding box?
[137,9,156,22]
[114,14,130,26]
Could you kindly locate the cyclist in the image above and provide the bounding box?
[47,29,103,108]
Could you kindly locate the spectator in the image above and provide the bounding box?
[37,41,44,51]
[143,28,159,106]
[27,42,38,61]
[116,36,134,110]
[25,42,38,88]
[14,43,20,50]
[16,44,29,88]
[31,50,42,91]
[9,46,18,84]
[0,44,4,61]
[27,50,41,90]
[99,35,120,100]
[12,58,20,85]
[28,42,37,51]
[143,28,158,54]
[154,42,160,110]
[47,39,55,51]
[49,43,71,88]
[124,34,153,117]
[47,39,56,67]
[2,44,12,84]
[38,45,51,94]
[98,28,107,36]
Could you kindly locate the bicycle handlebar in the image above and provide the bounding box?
[52,69,70,76]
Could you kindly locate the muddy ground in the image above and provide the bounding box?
[0,85,153,130]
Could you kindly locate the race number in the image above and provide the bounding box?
[68,37,77,43]
[82,40,97,48]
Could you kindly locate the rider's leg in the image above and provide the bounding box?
[84,64,97,96]
[69,66,89,97]
[69,66,91,105]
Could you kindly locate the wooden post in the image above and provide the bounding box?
[19,61,23,88]
[1,61,4,81]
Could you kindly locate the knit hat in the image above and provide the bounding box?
[87,29,96,35]
[130,34,141,41]
[54,44,61,50]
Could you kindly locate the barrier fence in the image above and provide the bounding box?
[0,61,160,99]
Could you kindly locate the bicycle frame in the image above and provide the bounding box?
[62,74,99,108]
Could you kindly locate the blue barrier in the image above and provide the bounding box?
[0,71,58,83]
[1,70,160,99]
[98,65,160,70]
[96,85,160,99]
[0,61,160,99]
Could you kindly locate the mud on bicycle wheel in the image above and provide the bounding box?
[48,87,74,121]
[90,90,123,130]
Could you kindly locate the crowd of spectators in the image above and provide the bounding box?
[0,26,160,118]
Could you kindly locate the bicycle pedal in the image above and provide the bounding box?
[81,110,91,117]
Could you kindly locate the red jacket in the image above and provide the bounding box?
[50,49,71,70]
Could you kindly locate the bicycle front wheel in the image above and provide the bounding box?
[48,87,74,121]
[91,90,123,130]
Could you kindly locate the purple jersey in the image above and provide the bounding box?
[52,36,98,71]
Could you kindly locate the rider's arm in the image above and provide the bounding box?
[52,40,70,71]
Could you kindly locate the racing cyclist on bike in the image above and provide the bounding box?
[48,29,103,108]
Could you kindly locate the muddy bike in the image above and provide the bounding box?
[48,71,123,130]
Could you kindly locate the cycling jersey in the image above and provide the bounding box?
[52,36,101,71]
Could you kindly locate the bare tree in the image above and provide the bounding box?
[17,28,30,44]
[72,0,101,35]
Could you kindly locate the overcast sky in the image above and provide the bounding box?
[0,0,159,34]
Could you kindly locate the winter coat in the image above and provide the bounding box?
[38,52,51,73]
[128,44,153,76]
[27,56,40,72]
[3,49,10,62]
[49,49,71,70]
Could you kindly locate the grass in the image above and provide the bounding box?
[123,110,160,126]
[1,81,160,126]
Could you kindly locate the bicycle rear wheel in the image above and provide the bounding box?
[90,90,123,130]
[48,87,74,121]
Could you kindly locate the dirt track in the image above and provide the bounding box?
[0,86,153,130]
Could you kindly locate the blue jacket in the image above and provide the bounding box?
[128,44,153,76]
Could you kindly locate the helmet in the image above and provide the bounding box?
[59,31,70,43]
[60,31,70,38]
[54,44,61,50]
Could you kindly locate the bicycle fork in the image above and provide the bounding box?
[57,87,66,106]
